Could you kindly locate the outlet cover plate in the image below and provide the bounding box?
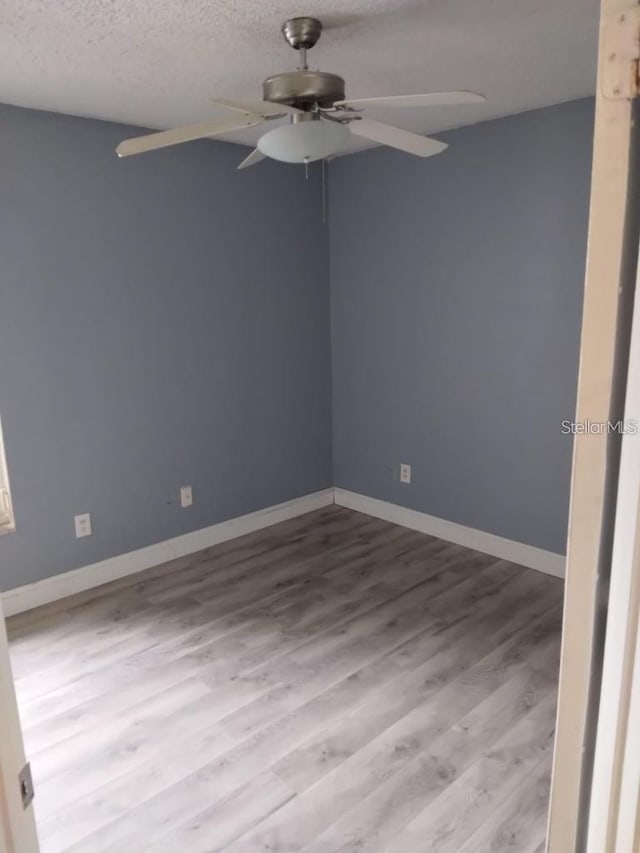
[74,513,92,538]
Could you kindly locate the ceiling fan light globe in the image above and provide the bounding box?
[257,119,349,164]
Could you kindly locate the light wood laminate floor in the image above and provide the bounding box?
[7,506,562,853]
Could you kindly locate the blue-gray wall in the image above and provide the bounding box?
[330,99,593,554]
[0,98,592,592]
[0,104,332,590]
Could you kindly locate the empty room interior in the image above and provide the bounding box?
[0,1,601,851]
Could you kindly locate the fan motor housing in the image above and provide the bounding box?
[263,71,345,108]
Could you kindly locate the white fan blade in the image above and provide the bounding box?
[336,91,486,110]
[212,98,302,118]
[237,149,266,170]
[349,118,447,158]
[116,115,263,157]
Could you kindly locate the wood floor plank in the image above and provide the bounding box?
[151,772,296,853]
[15,518,413,724]
[6,507,562,853]
[24,532,461,748]
[455,759,553,853]
[293,684,558,853]
[9,510,382,678]
[47,565,502,849]
[32,680,232,813]
[382,690,556,852]
[62,569,555,852]
[34,719,238,852]
[12,517,414,709]
[216,564,554,744]
[223,617,560,853]
[7,506,349,639]
[272,596,561,796]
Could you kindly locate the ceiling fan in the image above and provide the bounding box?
[116,16,486,167]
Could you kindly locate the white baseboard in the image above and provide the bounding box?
[1,489,334,617]
[2,485,564,617]
[333,488,566,579]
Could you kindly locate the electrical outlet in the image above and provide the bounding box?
[180,485,193,508]
[74,513,92,538]
[400,463,412,484]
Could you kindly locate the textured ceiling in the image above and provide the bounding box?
[2,0,599,156]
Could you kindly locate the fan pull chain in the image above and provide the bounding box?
[322,158,327,223]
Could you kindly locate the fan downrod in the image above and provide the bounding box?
[265,16,341,106]
[281,17,323,51]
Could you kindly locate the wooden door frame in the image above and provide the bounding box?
[615,556,640,851]
[0,591,39,852]
[547,0,640,849]
[585,199,640,849]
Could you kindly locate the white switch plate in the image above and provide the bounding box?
[74,513,92,538]
[180,485,193,508]
[400,463,412,484]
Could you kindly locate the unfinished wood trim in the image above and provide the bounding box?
[0,595,39,852]
[586,227,640,851]
[0,771,15,853]
[616,568,640,850]
[612,513,640,853]
[547,0,638,849]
